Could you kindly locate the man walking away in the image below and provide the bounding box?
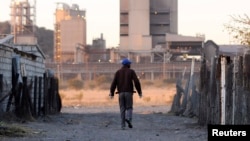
[109,58,142,130]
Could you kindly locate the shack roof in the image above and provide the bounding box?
[0,34,46,59]
[218,45,247,56]
[205,40,248,57]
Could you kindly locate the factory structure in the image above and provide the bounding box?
[4,0,206,81]
[116,0,204,63]
[5,0,205,64]
[10,0,37,45]
[54,2,87,64]
[53,0,204,64]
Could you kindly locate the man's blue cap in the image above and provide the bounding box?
[121,58,132,65]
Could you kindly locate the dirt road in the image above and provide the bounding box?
[1,105,207,141]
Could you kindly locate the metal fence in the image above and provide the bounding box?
[45,61,201,81]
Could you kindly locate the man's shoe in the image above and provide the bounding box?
[125,119,133,128]
[121,126,125,130]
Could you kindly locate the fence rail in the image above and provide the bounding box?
[45,61,201,80]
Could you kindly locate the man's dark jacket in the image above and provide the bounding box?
[110,65,142,96]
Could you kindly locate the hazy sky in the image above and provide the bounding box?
[0,0,250,47]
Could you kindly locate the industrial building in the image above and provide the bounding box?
[10,0,37,44]
[48,0,204,81]
[6,0,205,82]
[54,3,86,64]
[88,33,108,62]
[52,0,204,64]
[112,0,204,63]
[119,0,177,51]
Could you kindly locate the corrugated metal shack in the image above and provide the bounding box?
[0,35,61,120]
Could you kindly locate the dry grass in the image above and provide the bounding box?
[59,84,176,107]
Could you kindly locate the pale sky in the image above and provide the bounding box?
[0,0,250,47]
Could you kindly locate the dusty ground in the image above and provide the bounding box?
[0,86,207,141]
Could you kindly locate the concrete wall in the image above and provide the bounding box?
[61,19,86,52]
[167,0,178,34]
[16,36,37,45]
[120,0,151,51]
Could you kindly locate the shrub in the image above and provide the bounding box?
[84,80,96,89]
[68,79,84,90]
[141,80,154,87]
[84,75,113,90]
[95,75,112,86]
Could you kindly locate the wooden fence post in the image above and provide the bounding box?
[207,57,215,124]
[33,76,37,117]
[220,57,226,125]
[0,74,2,93]
[43,73,48,115]
[38,77,42,116]
[55,77,62,113]
[20,76,33,120]
[198,58,208,125]
[232,57,237,124]
[183,58,195,117]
